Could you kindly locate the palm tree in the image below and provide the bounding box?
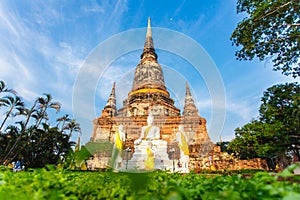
[1,93,63,166]
[1,102,37,165]
[56,114,71,132]
[0,125,20,163]
[35,94,61,128]
[0,80,17,133]
[21,105,37,131]
[0,96,24,131]
[64,119,81,138]
[0,80,16,95]
[22,123,75,168]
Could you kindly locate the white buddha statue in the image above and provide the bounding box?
[127,113,172,171]
[134,113,160,145]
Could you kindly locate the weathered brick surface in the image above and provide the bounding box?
[189,145,268,171]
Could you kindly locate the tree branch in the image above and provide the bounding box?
[255,0,296,22]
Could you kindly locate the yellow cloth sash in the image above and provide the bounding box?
[178,131,189,155]
[129,88,168,96]
[142,138,159,140]
[145,147,154,170]
[115,132,123,150]
[143,125,152,139]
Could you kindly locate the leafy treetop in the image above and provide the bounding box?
[231,0,300,77]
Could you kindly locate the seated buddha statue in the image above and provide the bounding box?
[134,112,160,145]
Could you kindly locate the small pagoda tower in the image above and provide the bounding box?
[183,82,199,117]
[102,82,117,117]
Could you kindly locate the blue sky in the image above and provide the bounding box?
[0,0,296,144]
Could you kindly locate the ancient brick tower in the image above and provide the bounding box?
[91,18,213,168]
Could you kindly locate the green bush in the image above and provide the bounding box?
[0,167,299,200]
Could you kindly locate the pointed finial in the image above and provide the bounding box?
[111,82,116,96]
[141,17,157,60]
[186,81,191,96]
[146,17,152,38]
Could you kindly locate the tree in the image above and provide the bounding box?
[229,120,284,169]
[0,102,38,164]
[216,141,231,153]
[0,125,20,162]
[56,114,71,132]
[34,93,61,128]
[231,0,300,77]
[259,82,300,164]
[0,80,17,132]
[64,119,81,138]
[0,80,16,95]
[0,81,76,167]
[0,96,24,131]
[229,82,300,169]
[21,123,75,168]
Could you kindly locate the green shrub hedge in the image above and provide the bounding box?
[0,167,299,200]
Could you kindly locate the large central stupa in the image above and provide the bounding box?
[118,18,180,117]
[90,18,213,170]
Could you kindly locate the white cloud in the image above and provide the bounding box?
[0,1,88,111]
[221,134,235,142]
[97,64,133,100]
[0,6,19,37]
[229,103,252,120]
[196,99,213,118]
[82,3,105,13]
[55,42,84,74]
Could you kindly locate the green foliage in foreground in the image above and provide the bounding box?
[0,167,300,200]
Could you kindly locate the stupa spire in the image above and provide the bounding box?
[183,81,199,116]
[141,17,157,60]
[118,18,180,117]
[111,82,116,96]
[103,82,117,116]
[186,81,192,96]
[146,17,152,38]
[130,18,166,92]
